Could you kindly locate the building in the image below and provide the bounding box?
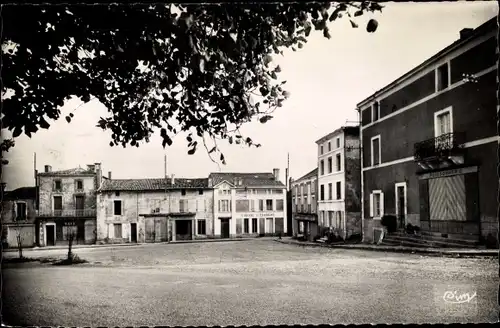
[291,168,318,241]
[356,18,498,246]
[316,126,362,240]
[209,169,287,238]
[1,186,38,248]
[96,174,213,243]
[37,164,101,246]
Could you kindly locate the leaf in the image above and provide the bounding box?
[188,147,196,155]
[270,71,277,79]
[69,113,74,118]
[350,20,359,28]
[354,10,363,17]
[65,116,71,123]
[187,135,192,142]
[259,115,273,123]
[366,19,378,33]
[274,65,281,73]
[229,136,233,144]
[39,118,50,129]
[298,42,303,49]
[323,27,331,39]
[259,87,269,97]
[209,147,216,154]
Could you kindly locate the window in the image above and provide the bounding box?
[53,196,63,210]
[181,189,186,196]
[435,107,452,138]
[336,137,340,148]
[320,185,325,201]
[328,183,333,200]
[328,211,334,227]
[336,181,341,200]
[114,223,122,238]
[370,191,384,218]
[328,157,333,173]
[273,189,283,194]
[308,204,311,212]
[15,202,27,220]
[320,145,324,155]
[179,199,188,212]
[336,153,341,171]
[328,142,331,152]
[372,101,379,122]
[198,189,204,195]
[311,181,315,194]
[54,180,62,191]
[236,200,249,212]
[371,136,381,166]
[251,218,258,233]
[276,199,284,211]
[219,200,230,212]
[320,160,324,175]
[436,63,449,91]
[75,179,83,191]
[244,218,249,234]
[266,199,273,211]
[197,220,206,235]
[115,191,120,197]
[114,200,122,215]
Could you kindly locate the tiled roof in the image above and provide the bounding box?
[295,168,318,182]
[3,187,37,201]
[99,178,209,191]
[209,172,285,187]
[315,125,359,144]
[38,167,95,176]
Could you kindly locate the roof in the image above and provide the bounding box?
[356,17,496,109]
[3,187,37,201]
[209,172,285,188]
[315,125,360,144]
[294,168,318,183]
[99,178,209,192]
[38,167,96,176]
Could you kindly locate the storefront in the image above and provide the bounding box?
[37,218,96,247]
[294,214,318,241]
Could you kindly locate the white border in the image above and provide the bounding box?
[44,222,56,246]
[372,190,383,220]
[434,106,453,138]
[370,135,381,167]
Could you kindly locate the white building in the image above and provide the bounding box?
[316,126,362,239]
[209,169,287,238]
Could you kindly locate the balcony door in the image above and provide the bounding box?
[53,196,63,216]
[75,195,84,216]
[434,107,453,149]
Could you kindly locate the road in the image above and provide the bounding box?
[2,240,497,325]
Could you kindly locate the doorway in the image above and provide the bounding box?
[266,218,273,235]
[176,220,192,241]
[395,182,407,230]
[130,223,137,243]
[75,195,84,216]
[46,225,55,246]
[220,219,230,238]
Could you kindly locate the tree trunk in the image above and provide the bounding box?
[67,230,74,260]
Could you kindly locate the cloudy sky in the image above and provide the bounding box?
[3,2,498,190]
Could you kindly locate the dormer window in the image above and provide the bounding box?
[181,189,186,196]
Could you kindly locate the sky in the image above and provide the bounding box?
[2,2,498,190]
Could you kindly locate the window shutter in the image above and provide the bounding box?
[369,193,374,217]
[106,200,112,216]
[121,200,124,216]
[109,223,114,238]
[218,200,221,212]
[380,192,384,217]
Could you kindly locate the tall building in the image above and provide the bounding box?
[356,17,498,246]
[291,168,318,241]
[316,126,362,240]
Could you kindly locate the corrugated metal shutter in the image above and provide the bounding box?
[429,175,466,221]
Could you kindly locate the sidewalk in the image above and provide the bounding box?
[2,237,274,253]
[275,237,498,257]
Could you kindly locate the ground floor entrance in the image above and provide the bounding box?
[38,218,96,247]
[175,220,193,241]
[220,218,230,238]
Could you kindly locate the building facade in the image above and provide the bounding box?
[1,186,38,248]
[291,168,318,241]
[316,126,362,239]
[209,169,287,238]
[37,164,101,246]
[96,175,213,243]
[357,18,498,246]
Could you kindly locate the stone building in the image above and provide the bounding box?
[291,168,318,241]
[96,174,213,243]
[209,170,287,238]
[357,17,497,246]
[1,186,38,248]
[316,126,362,240]
[37,163,101,246]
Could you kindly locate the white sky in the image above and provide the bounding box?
[3,2,498,190]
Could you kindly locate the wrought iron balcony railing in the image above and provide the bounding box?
[37,209,96,217]
[414,132,465,161]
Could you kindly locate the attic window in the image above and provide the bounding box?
[198,189,203,195]
[115,191,120,196]
[181,189,186,196]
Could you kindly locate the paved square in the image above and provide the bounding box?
[2,240,497,325]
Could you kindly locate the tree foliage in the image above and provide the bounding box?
[2,2,382,163]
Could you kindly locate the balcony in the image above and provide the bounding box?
[414,132,465,166]
[37,209,96,217]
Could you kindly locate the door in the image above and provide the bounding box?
[75,195,84,216]
[221,219,230,238]
[130,223,137,243]
[46,225,55,246]
[266,218,273,235]
[145,218,155,242]
[429,175,466,222]
[397,186,406,229]
[53,196,63,216]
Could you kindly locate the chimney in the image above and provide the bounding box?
[108,171,112,180]
[273,168,280,182]
[171,174,175,185]
[459,28,473,39]
[94,163,102,188]
[87,164,95,172]
[44,165,52,173]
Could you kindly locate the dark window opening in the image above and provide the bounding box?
[181,189,186,196]
[437,63,449,91]
[114,200,122,215]
[197,220,206,235]
[115,191,120,196]
[372,101,379,122]
[198,189,203,195]
[244,218,249,234]
[54,180,62,191]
